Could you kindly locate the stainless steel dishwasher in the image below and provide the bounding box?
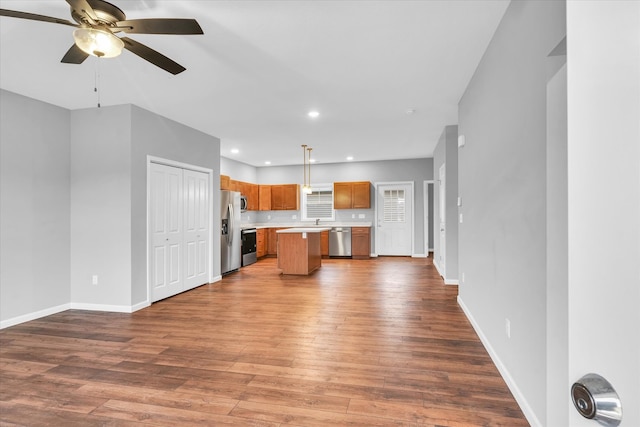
[329,227,351,257]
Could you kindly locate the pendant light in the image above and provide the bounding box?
[301,144,309,193]
[305,147,313,194]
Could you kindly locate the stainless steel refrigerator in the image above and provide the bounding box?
[220,190,241,275]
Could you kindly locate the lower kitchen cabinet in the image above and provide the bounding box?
[320,230,329,257]
[351,227,371,259]
[266,227,286,256]
[256,228,266,258]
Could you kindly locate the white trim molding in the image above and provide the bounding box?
[0,303,71,329]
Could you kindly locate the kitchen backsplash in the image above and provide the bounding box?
[241,209,373,225]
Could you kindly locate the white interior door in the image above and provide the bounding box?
[183,169,209,290]
[438,164,446,273]
[150,163,183,302]
[376,182,413,256]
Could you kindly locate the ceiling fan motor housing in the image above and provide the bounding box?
[71,0,126,28]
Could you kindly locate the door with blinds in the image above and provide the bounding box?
[150,162,210,302]
[376,182,413,256]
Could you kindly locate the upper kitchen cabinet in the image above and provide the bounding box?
[334,181,371,209]
[259,185,272,211]
[271,184,300,210]
[220,175,230,190]
[246,183,259,211]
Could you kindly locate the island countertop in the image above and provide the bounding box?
[276,227,332,234]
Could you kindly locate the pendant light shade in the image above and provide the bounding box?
[73,28,124,58]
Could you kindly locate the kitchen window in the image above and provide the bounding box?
[302,184,335,222]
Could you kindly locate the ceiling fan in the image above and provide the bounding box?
[0,0,203,74]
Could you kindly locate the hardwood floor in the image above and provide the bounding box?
[0,257,528,426]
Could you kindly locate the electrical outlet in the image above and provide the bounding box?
[358,214,365,219]
[292,214,297,219]
[267,215,271,220]
[462,272,465,283]
[92,275,98,285]
[352,214,355,218]
[505,318,511,339]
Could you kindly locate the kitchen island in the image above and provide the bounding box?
[276,227,331,275]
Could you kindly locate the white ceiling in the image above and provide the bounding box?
[0,0,508,167]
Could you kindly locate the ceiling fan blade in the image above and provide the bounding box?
[0,8,78,27]
[65,0,99,22]
[115,18,203,35]
[61,43,90,64]
[121,37,186,75]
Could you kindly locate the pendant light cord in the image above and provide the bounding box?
[94,57,101,108]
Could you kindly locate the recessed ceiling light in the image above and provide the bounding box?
[264,161,271,165]
[231,148,239,154]
[346,156,354,161]
[308,110,320,119]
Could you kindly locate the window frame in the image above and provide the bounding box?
[301,183,335,222]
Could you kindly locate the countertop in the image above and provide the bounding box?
[276,227,332,234]
[243,222,372,230]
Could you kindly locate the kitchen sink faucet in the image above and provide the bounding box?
[315,218,320,225]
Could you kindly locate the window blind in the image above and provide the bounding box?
[306,189,333,219]
[383,189,405,222]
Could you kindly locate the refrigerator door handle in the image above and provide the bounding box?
[228,203,234,245]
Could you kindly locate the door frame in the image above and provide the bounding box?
[146,156,214,305]
[374,181,415,257]
[437,164,446,276]
[424,180,434,256]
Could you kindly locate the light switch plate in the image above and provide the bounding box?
[358,214,365,219]
[458,135,466,148]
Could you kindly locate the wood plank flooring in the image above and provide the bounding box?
[0,257,528,426]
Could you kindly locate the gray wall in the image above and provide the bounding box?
[0,90,71,324]
[71,104,220,308]
[235,158,434,255]
[221,156,257,183]
[1,95,220,325]
[457,1,565,425]
[131,106,220,303]
[433,125,458,282]
[70,106,133,307]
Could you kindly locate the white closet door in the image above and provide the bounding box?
[150,163,183,302]
[183,169,209,290]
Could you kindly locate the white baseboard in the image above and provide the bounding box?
[412,253,428,258]
[210,275,223,283]
[444,278,459,285]
[433,259,443,276]
[0,303,71,329]
[70,302,136,313]
[457,296,542,427]
[131,300,150,312]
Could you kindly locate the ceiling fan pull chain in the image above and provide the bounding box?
[94,57,101,108]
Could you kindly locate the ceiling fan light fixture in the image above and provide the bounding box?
[73,27,124,58]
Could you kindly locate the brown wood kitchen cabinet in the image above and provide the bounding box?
[246,183,259,211]
[266,227,285,256]
[259,185,271,211]
[320,230,329,257]
[351,227,371,259]
[220,174,230,190]
[271,184,300,210]
[256,228,266,258]
[333,181,371,209]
